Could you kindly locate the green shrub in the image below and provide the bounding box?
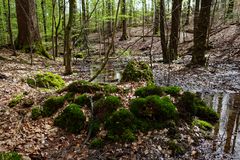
[75,94,91,107]
[121,61,153,82]
[192,119,213,130]
[54,104,86,133]
[130,95,178,121]
[27,72,65,89]
[8,93,24,107]
[135,85,164,98]
[42,96,65,117]
[94,96,123,121]
[64,92,75,102]
[162,86,181,96]
[32,106,42,120]
[0,152,22,160]
[90,138,104,149]
[105,109,137,142]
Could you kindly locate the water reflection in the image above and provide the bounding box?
[202,93,240,159]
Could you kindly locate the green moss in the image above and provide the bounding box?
[0,152,22,160]
[135,85,164,98]
[192,119,213,130]
[168,140,185,156]
[27,72,65,89]
[105,109,137,142]
[8,93,24,107]
[64,92,75,102]
[73,52,85,59]
[75,94,91,107]
[32,106,42,120]
[42,96,65,117]
[90,138,104,149]
[102,84,120,94]
[54,104,86,133]
[89,119,101,137]
[67,80,102,93]
[121,61,153,82]
[195,106,219,124]
[130,95,178,121]
[94,96,123,121]
[179,91,219,123]
[162,86,181,96]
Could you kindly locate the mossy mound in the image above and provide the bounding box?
[168,140,185,156]
[192,119,213,131]
[90,138,104,149]
[73,52,85,59]
[66,80,119,94]
[54,104,86,133]
[105,109,136,142]
[130,95,178,122]
[0,152,22,160]
[135,85,164,98]
[74,94,91,107]
[64,92,75,102]
[178,92,219,123]
[42,96,65,117]
[161,86,181,96]
[121,61,153,82]
[27,72,65,89]
[94,96,123,121]
[8,93,24,107]
[32,106,42,120]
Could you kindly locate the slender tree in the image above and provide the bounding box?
[160,0,168,63]
[41,0,47,42]
[153,0,160,34]
[120,0,128,40]
[191,0,213,66]
[7,0,16,55]
[226,0,235,19]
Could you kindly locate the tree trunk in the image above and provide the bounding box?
[7,0,16,55]
[153,0,160,34]
[106,0,112,36]
[15,0,49,58]
[120,0,128,40]
[160,0,168,63]
[41,0,47,42]
[191,0,213,66]
[168,0,182,61]
[65,0,75,75]
[185,0,191,25]
[226,0,234,19]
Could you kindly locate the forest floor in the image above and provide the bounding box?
[0,24,240,159]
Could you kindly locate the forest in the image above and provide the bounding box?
[0,0,240,159]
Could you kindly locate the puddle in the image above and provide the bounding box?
[201,92,240,159]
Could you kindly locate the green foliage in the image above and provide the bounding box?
[89,119,101,137]
[0,152,22,160]
[73,52,85,59]
[130,95,178,121]
[54,104,86,133]
[31,106,42,120]
[42,96,65,117]
[192,119,213,131]
[168,140,185,156]
[90,138,104,149]
[105,108,136,142]
[162,86,181,96]
[94,96,123,121]
[8,93,24,107]
[27,72,65,89]
[102,84,119,94]
[64,92,75,102]
[135,85,164,98]
[179,92,219,123]
[121,61,153,82]
[75,94,91,107]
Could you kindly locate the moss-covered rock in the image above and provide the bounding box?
[162,86,181,96]
[73,52,85,59]
[27,72,65,89]
[178,91,219,123]
[135,85,164,98]
[168,140,185,156]
[8,93,24,107]
[121,61,153,82]
[90,138,104,149]
[94,96,123,121]
[54,104,86,133]
[64,92,75,102]
[105,109,136,142]
[192,119,213,130]
[42,96,65,117]
[130,95,178,121]
[31,106,42,120]
[89,119,101,137]
[0,152,22,160]
[75,94,91,107]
